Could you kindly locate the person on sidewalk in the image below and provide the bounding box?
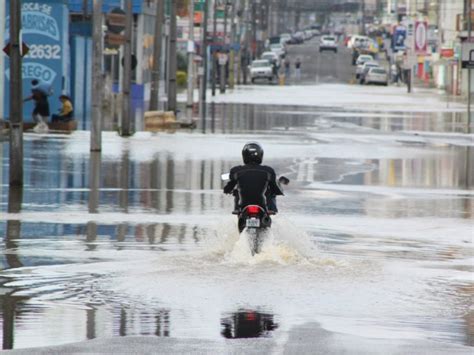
[295,58,302,81]
[24,80,51,133]
[284,58,291,80]
[51,95,74,123]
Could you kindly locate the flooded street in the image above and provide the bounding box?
[1,85,473,352]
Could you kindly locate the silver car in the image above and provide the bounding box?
[365,67,389,86]
[249,60,274,83]
[319,35,338,53]
[356,60,378,79]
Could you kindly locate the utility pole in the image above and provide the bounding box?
[168,0,178,112]
[229,0,237,89]
[243,0,251,84]
[200,0,210,120]
[212,0,218,96]
[121,0,133,136]
[251,0,257,59]
[468,0,472,123]
[187,0,195,107]
[9,0,23,186]
[0,0,5,121]
[220,2,228,93]
[150,0,164,111]
[91,0,103,150]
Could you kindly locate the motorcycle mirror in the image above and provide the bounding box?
[221,173,230,181]
[278,176,290,185]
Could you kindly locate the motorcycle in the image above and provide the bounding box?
[222,174,289,255]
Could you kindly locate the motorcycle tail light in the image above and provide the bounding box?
[246,205,260,215]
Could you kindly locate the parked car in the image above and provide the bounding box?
[280,33,292,45]
[269,43,286,58]
[356,54,374,66]
[249,59,274,83]
[356,60,379,80]
[365,67,389,86]
[304,30,313,40]
[348,35,370,49]
[319,35,338,53]
[261,51,280,67]
[288,32,304,45]
[359,61,380,84]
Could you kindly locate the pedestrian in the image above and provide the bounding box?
[51,95,74,123]
[284,58,291,79]
[295,58,302,81]
[271,60,279,81]
[24,79,51,133]
[31,79,52,97]
[391,63,399,85]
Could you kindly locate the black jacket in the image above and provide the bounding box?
[223,163,283,209]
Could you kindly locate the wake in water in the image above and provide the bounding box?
[203,216,342,267]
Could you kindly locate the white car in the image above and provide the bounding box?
[280,33,292,45]
[270,43,286,58]
[348,35,370,49]
[356,60,379,79]
[261,51,280,67]
[249,60,274,83]
[356,54,374,66]
[319,35,338,53]
[359,61,380,84]
[365,67,389,85]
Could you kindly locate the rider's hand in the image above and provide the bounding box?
[223,185,234,194]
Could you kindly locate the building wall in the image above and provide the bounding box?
[3,0,70,121]
[439,0,463,47]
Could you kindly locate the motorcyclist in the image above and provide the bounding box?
[223,142,284,214]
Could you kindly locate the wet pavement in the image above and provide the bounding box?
[0,41,473,353]
[0,99,473,352]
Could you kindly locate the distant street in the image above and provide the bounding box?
[1,32,473,355]
[285,38,354,85]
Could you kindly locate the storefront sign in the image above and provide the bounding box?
[440,48,454,58]
[3,1,69,119]
[415,21,428,54]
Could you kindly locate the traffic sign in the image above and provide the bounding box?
[106,7,126,34]
[462,41,474,69]
[2,42,29,57]
[121,54,138,71]
[415,21,427,54]
[105,32,126,47]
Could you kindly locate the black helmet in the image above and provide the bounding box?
[242,142,263,164]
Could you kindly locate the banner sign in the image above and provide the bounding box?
[392,25,406,51]
[3,1,69,121]
[461,41,474,69]
[415,21,428,54]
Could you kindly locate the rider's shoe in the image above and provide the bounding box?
[267,210,276,215]
[232,210,240,215]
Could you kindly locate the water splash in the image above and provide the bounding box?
[204,216,342,268]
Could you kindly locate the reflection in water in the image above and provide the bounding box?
[0,293,28,350]
[221,310,278,339]
[87,153,101,251]
[6,187,23,269]
[3,188,26,349]
[117,307,170,337]
[0,102,472,349]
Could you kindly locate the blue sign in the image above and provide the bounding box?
[392,25,406,52]
[3,1,69,121]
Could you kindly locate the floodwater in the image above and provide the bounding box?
[0,100,473,352]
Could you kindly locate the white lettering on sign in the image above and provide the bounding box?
[4,12,60,41]
[24,44,61,59]
[22,2,52,15]
[5,63,57,83]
